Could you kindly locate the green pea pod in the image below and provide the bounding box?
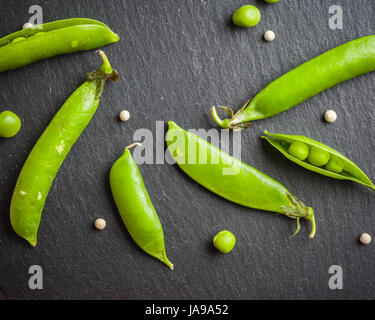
[166,121,315,238]
[211,36,375,130]
[10,51,119,246]
[0,18,119,72]
[110,143,174,270]
[262,131,375,192]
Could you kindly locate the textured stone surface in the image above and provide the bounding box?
[0,0,374,299]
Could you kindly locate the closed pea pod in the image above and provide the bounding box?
[262,131,375,191]
[110,143,174,270]
[10,51,118,246]
[0,18,119,72]
[166,121,315,238]
[211,36,375,130]
[0,111,21,138]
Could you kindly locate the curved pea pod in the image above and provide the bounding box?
[10,51,118,246]
[0,18,119,72]
[211,36,375,130]
[110,144,174,270]
[262,131,375,192]
[166,121,316,238]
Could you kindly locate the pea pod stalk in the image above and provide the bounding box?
[211,36,375,130]
[166,121,316,238]
[110,143,174,270]
[0,18,119,72]
[10,51,118,246]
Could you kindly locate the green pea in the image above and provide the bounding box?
[213,230,236,253]
[325,156,344,173]
[308,146,330,167]
[232,5,261,28]
[264,0,279,3]
[288,141,309,161]
[11,37,26,44]
[0,111,21,138]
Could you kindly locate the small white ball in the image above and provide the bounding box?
[324,110,337,123]
[22,22,34,29]
[359,233,371,245]
[119,110,130,122]
[94,218,106,230]
[264,30,275,42]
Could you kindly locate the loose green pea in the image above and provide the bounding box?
[308,146,330,167]
[0,111,21,138]
[264,0,279,3]
[325,156,344,173]
[232,5,261,28]
[213,230,236,253]
[288,141,309,161]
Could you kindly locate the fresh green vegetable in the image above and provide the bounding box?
[232,5,261,28]
[0,111,21,138]
[10,51,118,246]
[264,0,279,3]
[11,37,26,44]
[110,143,174,270]
[288,141,309,161]
[263,131,375,191]
[308,147,330,167]
[325,157,344,173]
[213,230,236,253]
[0,18,119,72]
[166,121,315,238]
[211,36,375,130]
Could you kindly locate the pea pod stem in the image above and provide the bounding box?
[126,142,142,150]
[211,106,227,128]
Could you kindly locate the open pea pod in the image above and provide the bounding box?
[262,131,375,192]
[0,18,119,72]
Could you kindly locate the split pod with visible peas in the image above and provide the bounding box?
[0,18,119,72]
[262,131,375,192]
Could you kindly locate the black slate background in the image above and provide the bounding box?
[0,0,374,300]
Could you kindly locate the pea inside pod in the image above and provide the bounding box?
[262,131,375,191]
